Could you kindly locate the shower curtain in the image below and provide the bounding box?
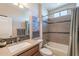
[69,7,79,56]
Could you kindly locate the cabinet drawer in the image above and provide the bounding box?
[19,45,39,56]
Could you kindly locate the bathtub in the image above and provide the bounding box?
[44,42,69,56]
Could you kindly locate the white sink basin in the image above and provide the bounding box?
[8,42,31,53]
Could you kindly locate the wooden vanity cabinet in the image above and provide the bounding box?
[18,44,40,56]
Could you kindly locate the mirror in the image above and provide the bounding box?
[32,16,40,38]
[0,3,30,40]
[17,16,30,39]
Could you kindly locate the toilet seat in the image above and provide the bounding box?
[40,48,53,56]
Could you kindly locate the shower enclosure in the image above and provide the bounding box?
[42,7,79,56]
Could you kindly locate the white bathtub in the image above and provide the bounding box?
[44,42,69,56]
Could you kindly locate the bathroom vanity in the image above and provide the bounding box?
[0,39,42,56]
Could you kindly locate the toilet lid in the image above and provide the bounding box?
[40,48,53,55]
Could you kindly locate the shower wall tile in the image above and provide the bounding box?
[48,22,70,32]
[48,33,69,45]
[48,15,71,45]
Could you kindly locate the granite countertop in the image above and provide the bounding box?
[0,38,43,56]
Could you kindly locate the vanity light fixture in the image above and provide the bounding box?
[13,3,18,6]
[19,4,24,8]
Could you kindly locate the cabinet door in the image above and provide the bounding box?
[33,51,41,56]
[19,45,39,56]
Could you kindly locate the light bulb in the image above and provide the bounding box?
[19,4,24,8]
[13,3,18,6]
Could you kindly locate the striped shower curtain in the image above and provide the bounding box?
[68,7,79,56]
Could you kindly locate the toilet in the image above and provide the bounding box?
[40,48,53,56]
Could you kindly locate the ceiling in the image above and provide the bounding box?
[12,3,67,11]
[23,3,67,11]
[0,3,68,17]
